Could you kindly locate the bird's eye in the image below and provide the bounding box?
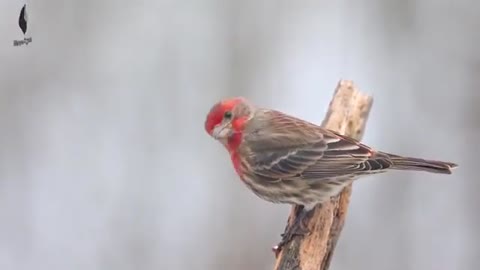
[223,111,233,120]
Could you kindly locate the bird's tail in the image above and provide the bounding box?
[383,153,458,174]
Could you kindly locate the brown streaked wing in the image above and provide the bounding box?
[242,109,392,181]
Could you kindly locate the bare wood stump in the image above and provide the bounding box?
[273,80,373,270]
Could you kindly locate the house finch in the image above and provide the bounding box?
[204,97,457,249]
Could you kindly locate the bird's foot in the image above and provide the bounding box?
[272,206,313,256]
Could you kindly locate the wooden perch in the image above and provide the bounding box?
[273,80,373,270]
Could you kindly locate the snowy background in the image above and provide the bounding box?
[0,1,478,269]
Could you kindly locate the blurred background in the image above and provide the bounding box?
[0,0,478,269]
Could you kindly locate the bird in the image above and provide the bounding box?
[204,96,458,249]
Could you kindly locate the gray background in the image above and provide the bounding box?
[0,0,478,269]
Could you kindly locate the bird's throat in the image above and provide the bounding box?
[227,132,242,152]
[226,116,248,177]
[230,152,243,177]
[227,132,243,176]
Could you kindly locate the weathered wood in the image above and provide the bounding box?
[273,80,373,270]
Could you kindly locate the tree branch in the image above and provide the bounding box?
[273,80,373,270]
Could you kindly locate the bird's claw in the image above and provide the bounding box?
[280,226,310,239]
[272,224,311,257]
[273,207,313,256]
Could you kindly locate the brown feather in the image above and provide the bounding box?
[240,109,455,184]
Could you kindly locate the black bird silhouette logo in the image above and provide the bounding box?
[13,4,32,46]
[19,4,27,35]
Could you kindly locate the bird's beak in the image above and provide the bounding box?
[212,123,231,140]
